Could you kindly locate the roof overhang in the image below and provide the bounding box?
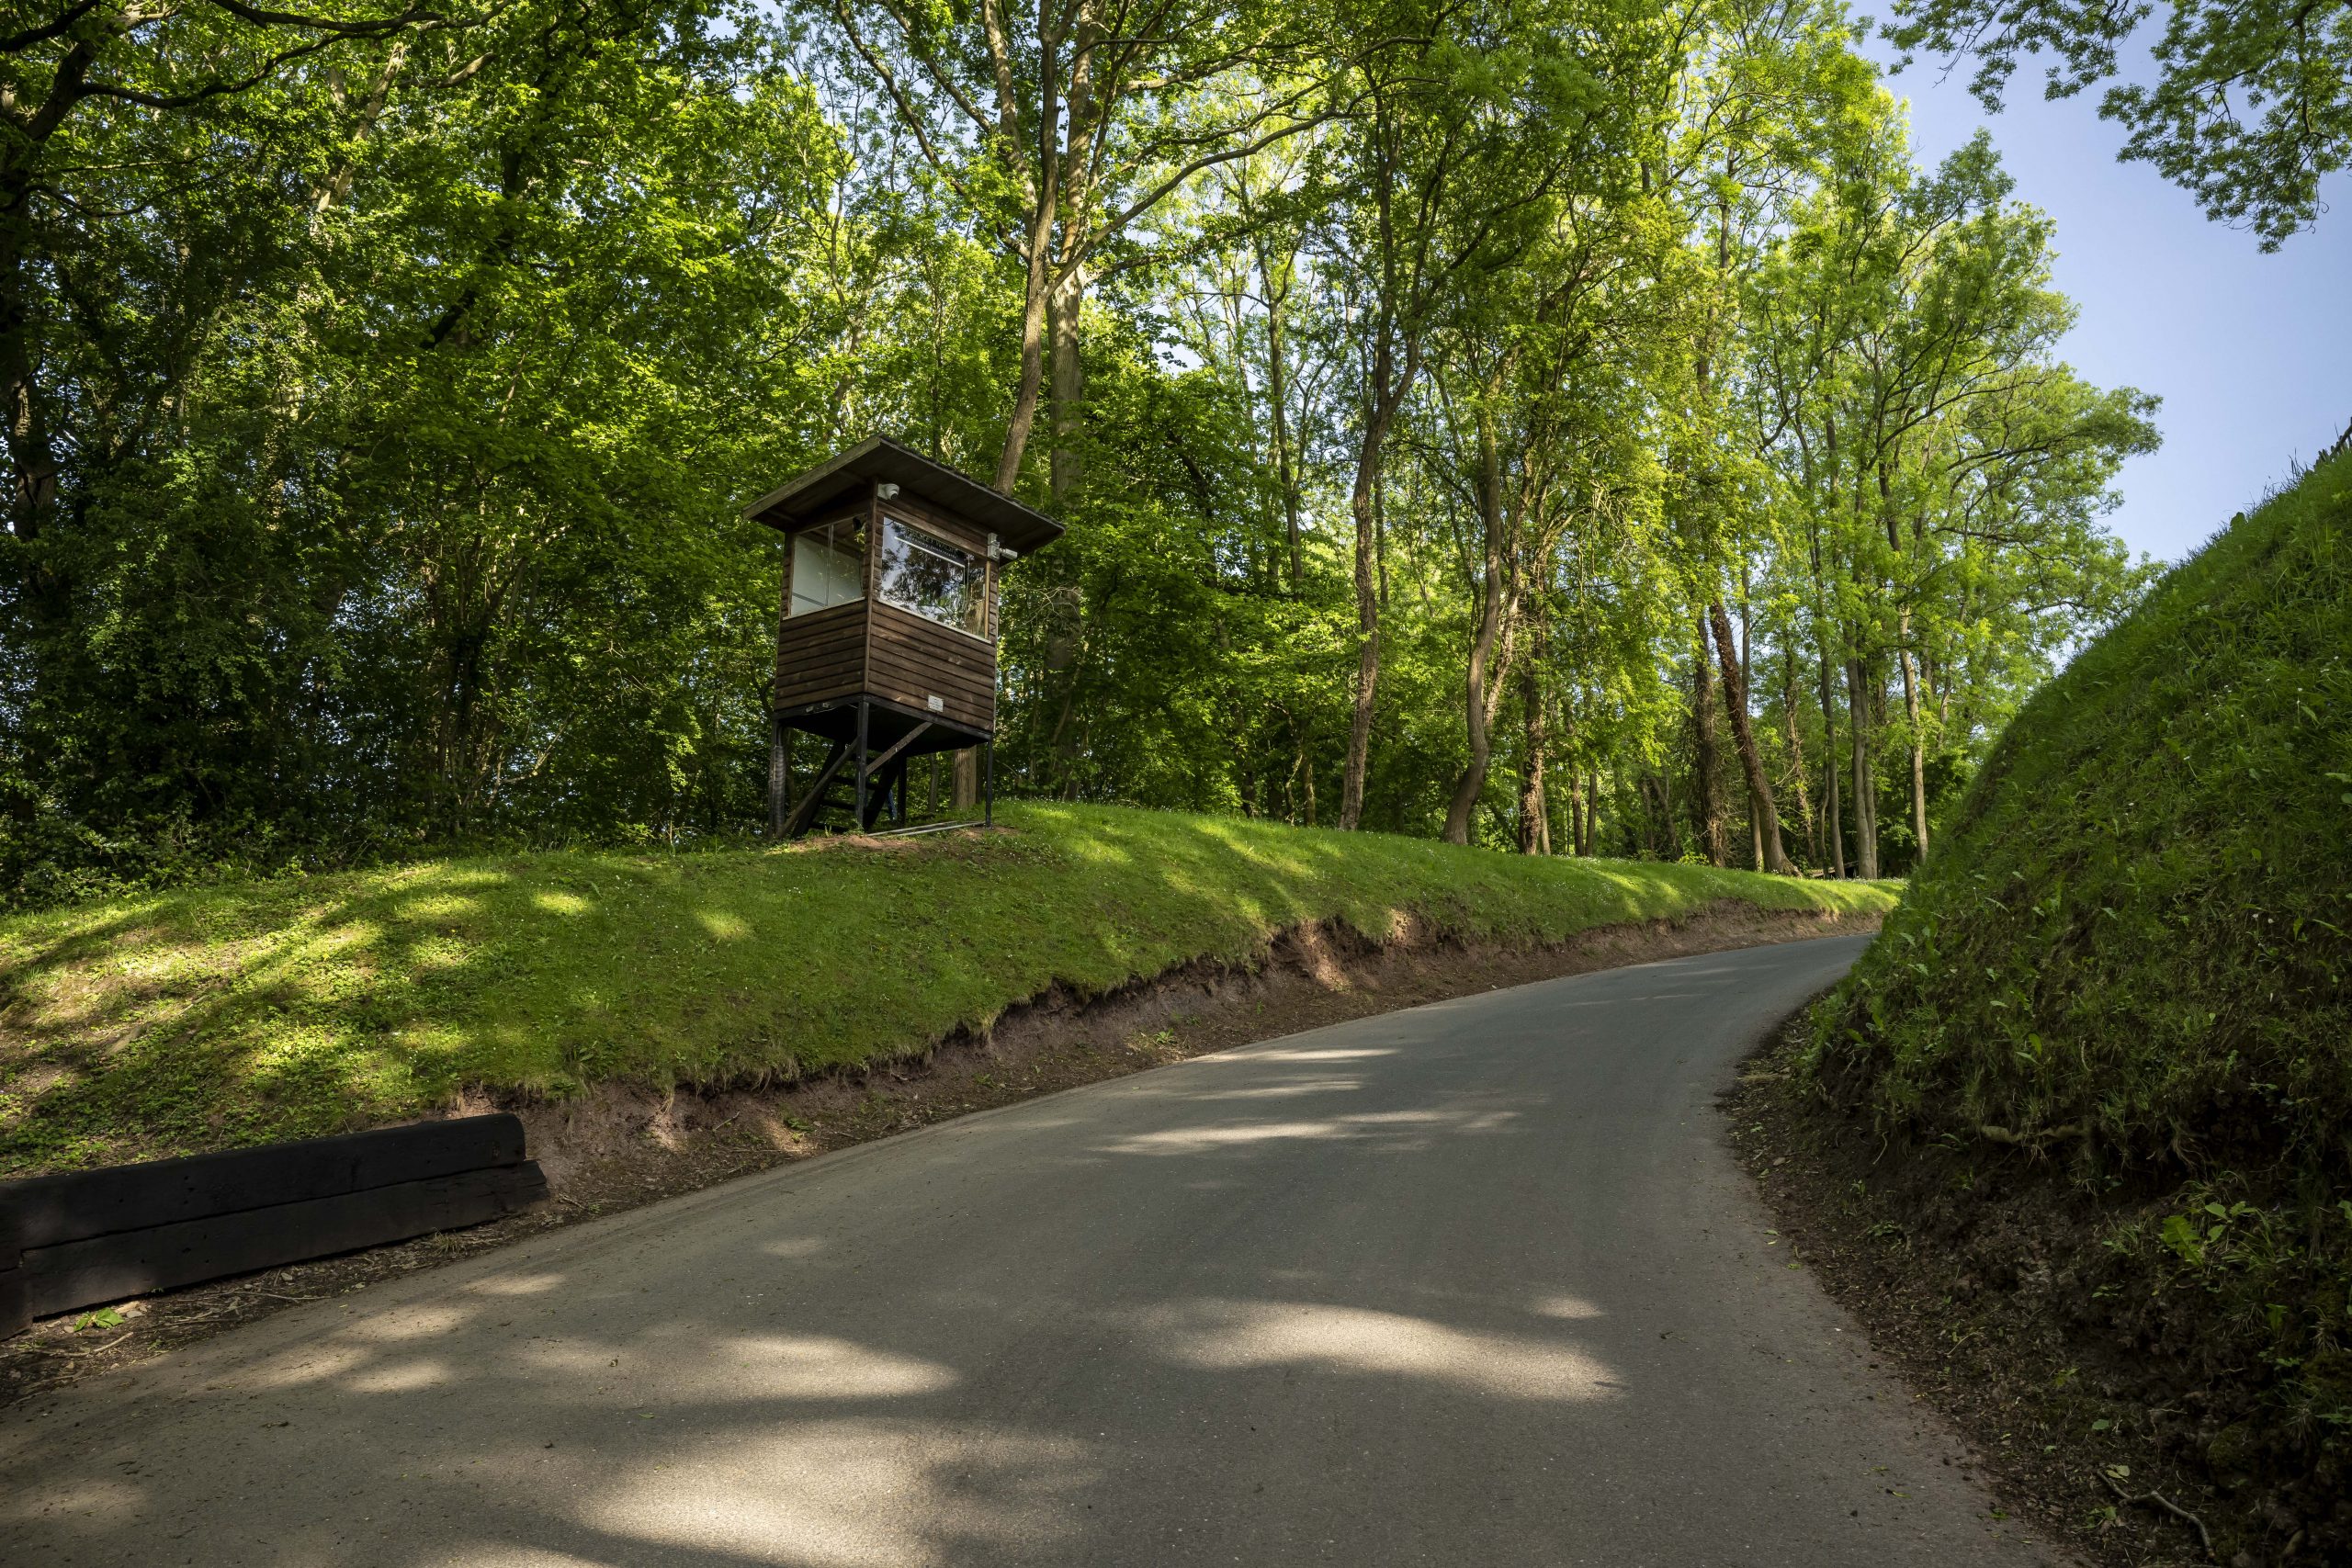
[741,435,1067,556]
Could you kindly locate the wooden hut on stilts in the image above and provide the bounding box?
[742,436,1066,837]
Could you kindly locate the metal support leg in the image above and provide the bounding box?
[854,699,869,835]
[767,715,788,840]
[864,757,910,831]
[984,740,994,828]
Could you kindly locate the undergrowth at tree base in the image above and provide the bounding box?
[1734,1019,2351,1568]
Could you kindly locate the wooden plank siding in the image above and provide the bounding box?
[769,482,1001,736]
[867,601,995,731]
[773,600,867,709]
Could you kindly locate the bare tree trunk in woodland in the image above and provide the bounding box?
[1781,646,1815,866]
[1739,582,1762,871]
[768,716,789,838]
[1261,264,1303,590]
[1707,602,1792,874]
[1047,263,1087,500]
[1516,659,1545,853]
[1898,608,1929,864]
[1582,773,1598,857]
[1846,656,1879,880]
[1690,625,1726,865]
[1443,411,1514,846]
[1816,638,1845,877]
[954,748,979,808]
[1639,771,1670,858]
[1340,354,1411,829]
[1340,445,1384,829]
[993,215,1056,491]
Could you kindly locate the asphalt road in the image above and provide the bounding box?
[0,935,2057,1567]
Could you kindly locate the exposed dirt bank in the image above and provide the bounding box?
[2,900,1872,1410]
[1730,1015,2344,1568]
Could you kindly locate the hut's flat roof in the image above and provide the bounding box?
[741,435,1067,555]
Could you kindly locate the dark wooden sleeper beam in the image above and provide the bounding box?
[0,1115,547,1335]
[16,1166,548,1322]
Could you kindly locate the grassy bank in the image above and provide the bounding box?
[0,802,1894,1176]
[1803,450,2352,1553]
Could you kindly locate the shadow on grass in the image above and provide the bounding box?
[0,804,1894,1176]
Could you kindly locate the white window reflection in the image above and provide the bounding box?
[789,518,865,616]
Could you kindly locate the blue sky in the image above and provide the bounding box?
[1861,34,2352,564]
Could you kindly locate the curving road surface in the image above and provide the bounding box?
[0,936,2058,1567]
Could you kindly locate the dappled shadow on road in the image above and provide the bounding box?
[0,949,1920,1567]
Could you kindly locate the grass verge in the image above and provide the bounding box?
[1797,450,2352,1562]
[1,801,1894,1177]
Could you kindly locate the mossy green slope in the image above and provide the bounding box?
[1806,452,2352,1507]
[0,802,1893,1176]
[1810,451,2351,1168]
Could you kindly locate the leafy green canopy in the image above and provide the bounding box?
[1882,0,2352,248]
[0,801,1895,1175]
[0,0,2154,904]
[1807,449,2352,1175]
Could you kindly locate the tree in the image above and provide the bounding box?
[818,0,1334,494]
[1880,0,2352,248]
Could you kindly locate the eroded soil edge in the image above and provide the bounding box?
[1730,1015,2332,1568]
[4,901,1871,1409]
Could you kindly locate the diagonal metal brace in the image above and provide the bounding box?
[858,720,933,783]
[782,739,850,840]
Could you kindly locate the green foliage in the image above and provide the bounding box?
[0,802,1895,1175]
[0,0,2150,905]
[1809,451,2351,1167]
[1806,451,2352,1467]
[1881,0,2352,248]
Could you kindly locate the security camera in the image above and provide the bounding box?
[876,482,901,500]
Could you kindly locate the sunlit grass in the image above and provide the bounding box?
[0,802,1896,1174]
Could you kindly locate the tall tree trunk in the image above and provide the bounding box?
[993,216,1057,491]
[1262,263,1303,590]
[1846,655,1879,879]
[767,716,789,839]
[1898,607,1929,864]
[1690,624,1726,865]
[1046,262,1087,500]
[1808,521,1846,879]
[1781,645,1816,866]
[1339,344,1413,829]
[1708,601,1793,874]
[1340,424,1385,830]
[1641,769,1675,859]
[1442,408,1511,846]
[1739,579,1762,870]
[1515,651,1545,853]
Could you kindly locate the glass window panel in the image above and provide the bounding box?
[877,518,987,636]
[788,518,865,615]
